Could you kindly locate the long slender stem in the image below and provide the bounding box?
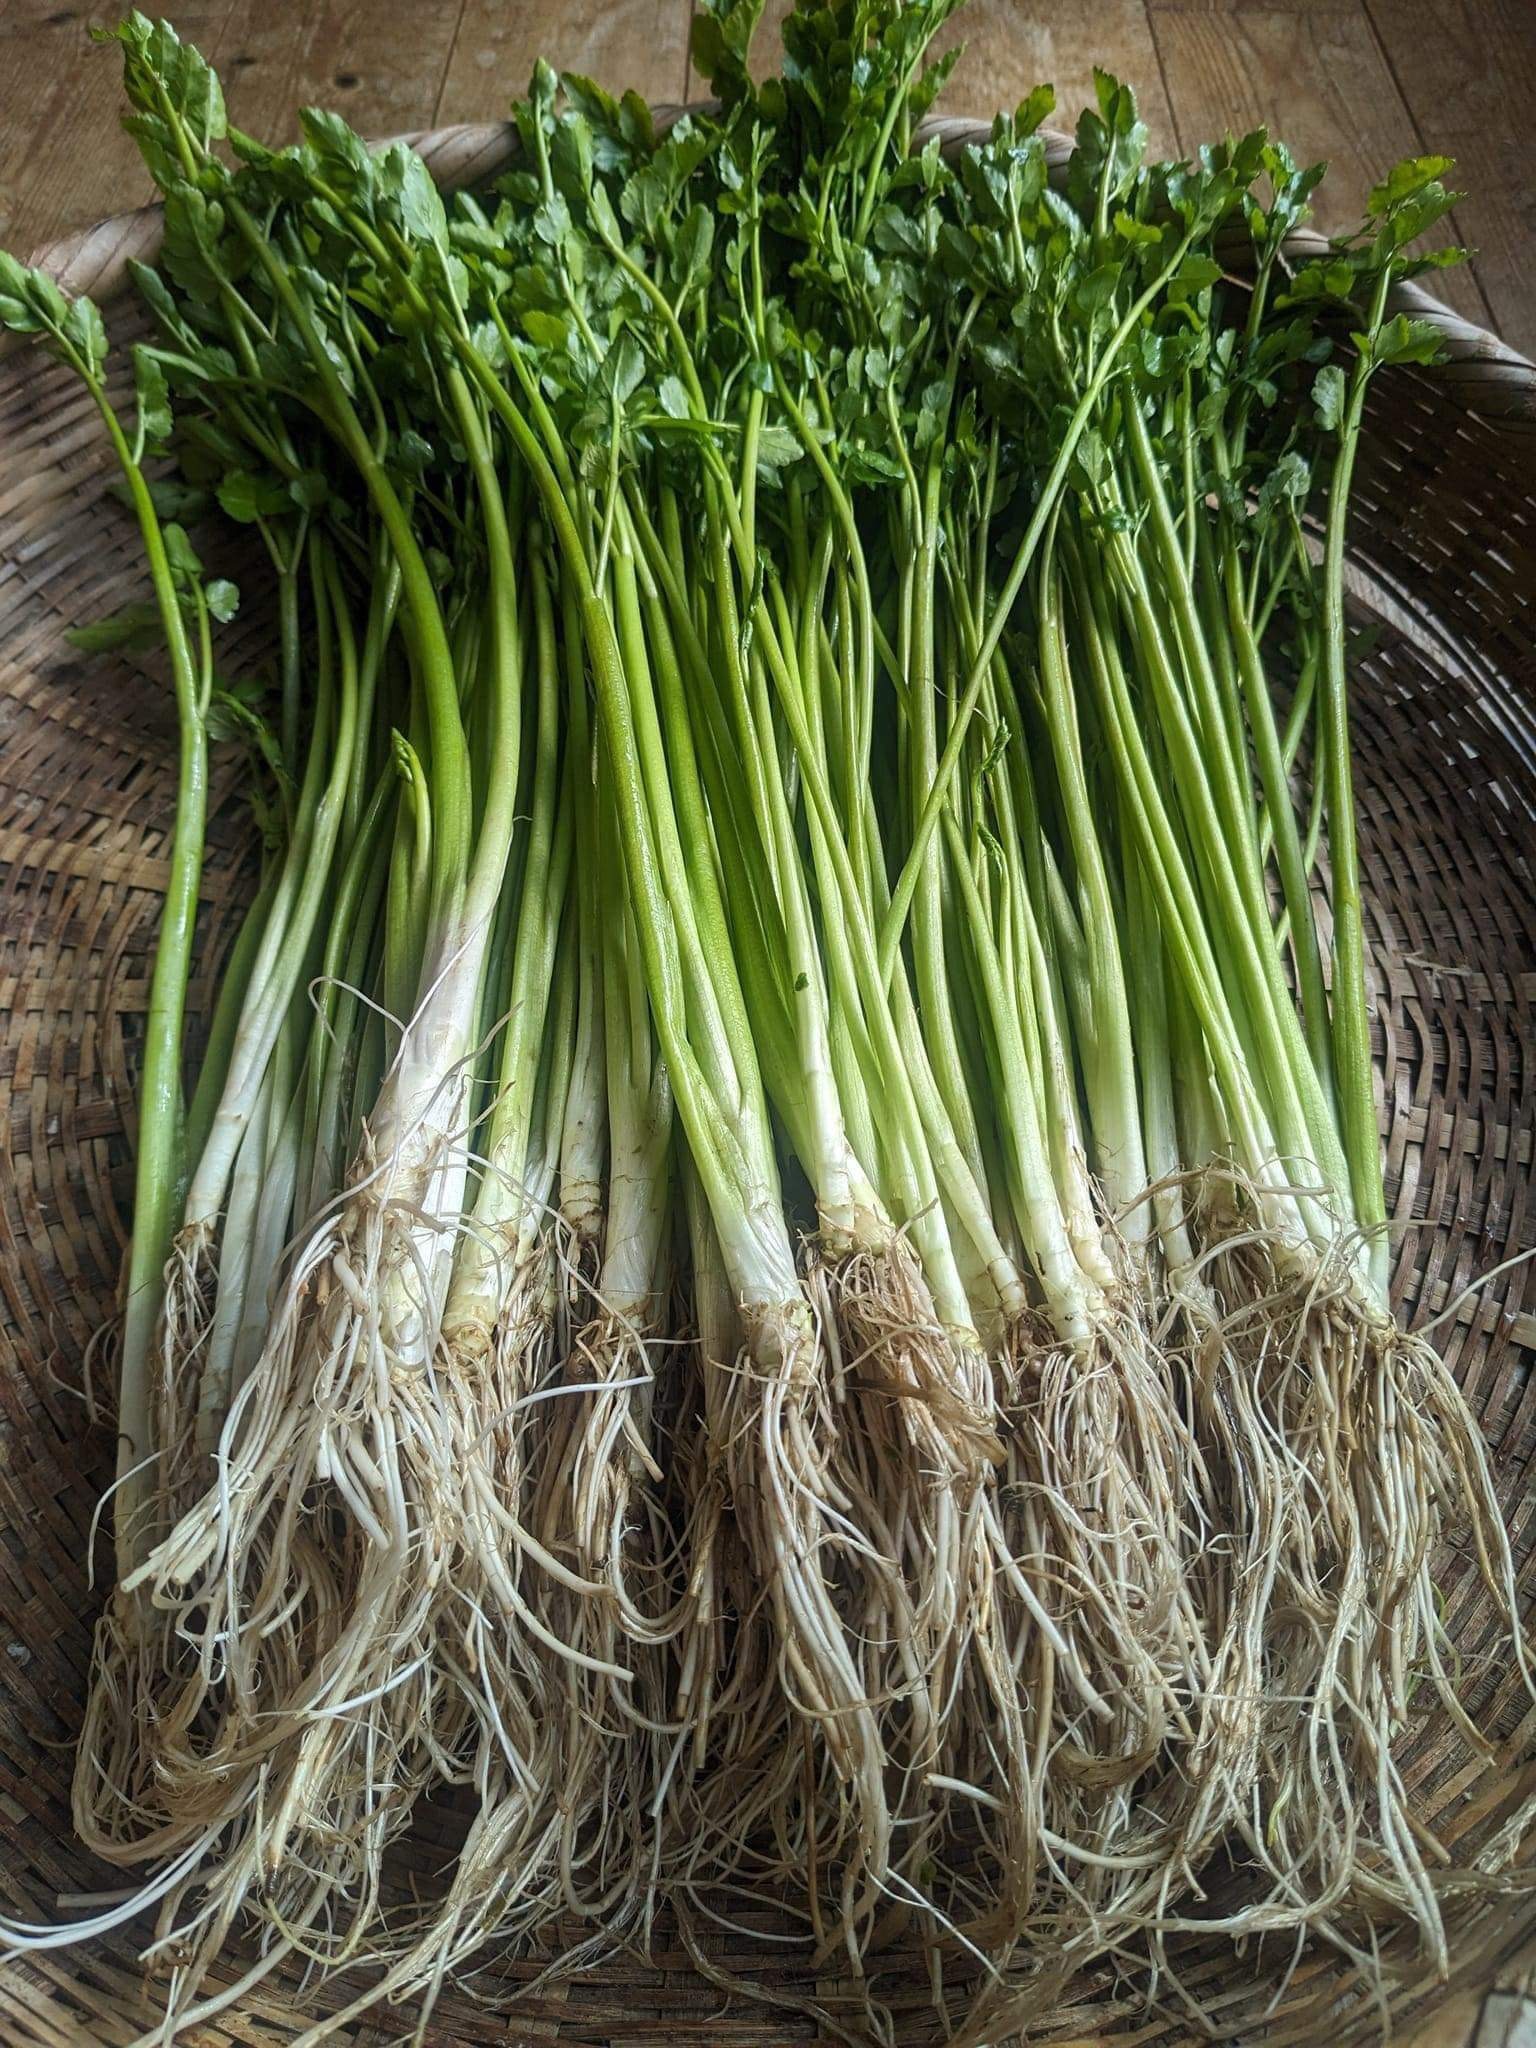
[1321,268,1393,1295]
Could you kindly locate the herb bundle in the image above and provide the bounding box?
[0,4,1528,2042]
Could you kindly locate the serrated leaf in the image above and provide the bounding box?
[300,105,373,200]
[204,578,240,622]
[1168,253,1224,303]
[600,333,644,406]
[1256,450,1311,517]
[843,444,906,487]
[378,142,449,249]
[0,253,68,342]
[674,204,714,294]
[216,469,290,523]
[587,180,621,248]
[1073,427,1107,489]
[754,422,802,478]
[657,373,691,419]
[521,307,570,352]
[1114,210,1163,247]
[226,125,277,169]
[1313,363,1347,433]
[1016,83,1056,138]
[205,684,282,795]
[256,338,308,388]
[1075,264,1121,317]
[1403,243,1471,274]
[1371,312,1445,368]
[1368,154,1455,218]
[1196,386,1229,439]
[62,296,108,373]
[132,346,173,451]
[533,192,572,245]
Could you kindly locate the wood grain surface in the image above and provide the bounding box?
[1147,0,1490,322]
[0,0,1531,351]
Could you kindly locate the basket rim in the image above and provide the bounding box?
[17,110,1536,433]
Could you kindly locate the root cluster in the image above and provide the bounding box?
[58,1159,1532,2047]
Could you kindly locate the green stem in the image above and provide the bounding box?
[1321,270,1393,1294]
[92,395,209,1579]
[877,229,1198,985]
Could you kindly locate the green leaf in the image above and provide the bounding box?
[1076,69,1148,206]
[1256,450,1311,517]
[521,307,569,352]
[587,180,622,248]
[1114,210,1163,247]
[205,682,284,802]
[560,70,620,133]
[66,603,162,655]
[0,293,41,335]
[690,0,765,101]
[129,260,180,335]
[1075,264,1121,317]
[159,184,228,307]
[216,469,290,523]
[1368,154,1454,218]
[1196,386,1229,439]
[533,191,572,245]
[657,374,691,419]
[621,164,668,236]
[378,142,449,248]
[843,444,906,487]
[1167,253,1223,302]
[0,253,70,345]
[119,110,185,195]
[754,422,802,478]
[394,429,435,476]
[289,469,330,512]
[1404,243,1471,274]
[1072,427,1108,489]
[1015,84,1056,138]
[132,346,173,451]
[131,476,207,523]
[1313,363,1347,433]
[674,204,715,295]
[62,296,108,373]
[600,333,644,406]
[618,88,655,154]
[227,125,277,169]
[1371,312,1445,368]
[163,522,204,585]
[204,578,240,622]
[300,105,374,201]
[107,13,227,170]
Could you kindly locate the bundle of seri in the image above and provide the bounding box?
[725,35,1221,1963]
[25,22,610,2017]
[0,1,1530,2044]
[538,74,1022,1953]
[929,101,1535,2043]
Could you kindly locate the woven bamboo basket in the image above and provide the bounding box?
[1,115,1534,2048]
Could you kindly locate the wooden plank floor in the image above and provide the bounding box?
[0,0,1531,350]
